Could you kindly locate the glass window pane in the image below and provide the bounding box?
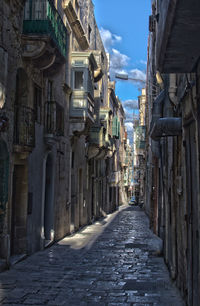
[74,71,84,90]
[73,99,86,108]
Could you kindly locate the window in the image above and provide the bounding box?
[32,0,46,20]
[109,187,112,203]
[47,80,53,101]
[101,52,104,64]
[88,25,92,42]
[34,85,42,124]
[74,71,84,90]
[73,99,86,108]
[56,103,64,136]
[71,151,74,168]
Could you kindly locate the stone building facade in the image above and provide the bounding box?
[145,1,200,305]
[0,0,128,270]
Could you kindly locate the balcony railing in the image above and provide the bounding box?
[45,101,64,136]
[23,0,68,57]
[14,105,35,147]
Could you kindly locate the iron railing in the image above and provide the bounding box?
[45,101,64,136]
[14,105,35,147]
[23,0,68,57]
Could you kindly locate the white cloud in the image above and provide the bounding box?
[123,99,138,110]
[110,49,129,79]
[129,69,146,83]
[99,28,122,52]
[125,122,133,132]
[124,112,133,121]
[111,49,129,70]
[113,34,122,43]
[99,28,129,79]
[100,28,146,87]
[140,60,147,65]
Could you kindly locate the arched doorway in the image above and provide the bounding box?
[0,140,9,256]
[44,153,54,244]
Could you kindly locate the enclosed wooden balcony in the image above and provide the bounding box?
[70,93,94,122]
[70,52,97,135]
[156,0,200,73]
[86,125,107,159]
[89,126,105,148]
[22,0,68,74]
[136,140,146,150]
[99,108,112,137]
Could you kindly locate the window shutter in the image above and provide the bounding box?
[112,116,117,137]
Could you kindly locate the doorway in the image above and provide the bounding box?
[11,164,28,255]
[185,121,199,305]
[0,140,9,258]
[44,153,54,244]
[78,168,83,226]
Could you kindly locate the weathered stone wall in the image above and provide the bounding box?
[146,3,200,304]
[0,0,25,261]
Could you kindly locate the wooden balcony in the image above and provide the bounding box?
[89,126,105,147]
[22,0,68,74]
[70,52,98,135]
[136,140,146,150]
[70,92,94,124]
[156,0,200,73]
[86,125,107,159]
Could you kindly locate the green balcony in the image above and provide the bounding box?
[89,126,105,148]
[23,0,67,64]
[136,140,146,150]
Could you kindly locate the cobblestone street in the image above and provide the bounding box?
[0,205,185,306]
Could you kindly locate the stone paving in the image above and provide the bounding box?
[0,205,185,306]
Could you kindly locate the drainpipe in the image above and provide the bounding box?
[168,74,178,107]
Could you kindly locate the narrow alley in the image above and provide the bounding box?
[0,205,184,306]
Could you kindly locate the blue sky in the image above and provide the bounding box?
[92,0,151,135]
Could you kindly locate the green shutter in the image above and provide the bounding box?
[117,120,120,139]
[112,116,117,137]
